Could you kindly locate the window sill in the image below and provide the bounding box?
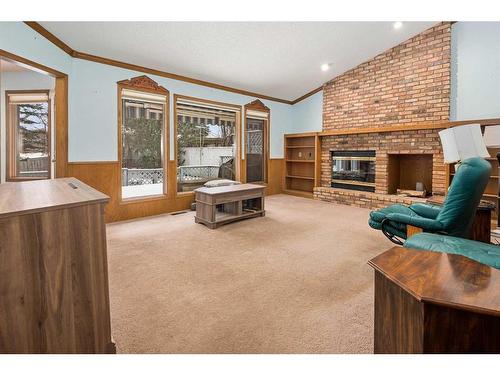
[6,176,50,182]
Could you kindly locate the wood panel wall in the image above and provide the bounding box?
[67,158,284,222]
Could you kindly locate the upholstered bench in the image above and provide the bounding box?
[404,232,500,269]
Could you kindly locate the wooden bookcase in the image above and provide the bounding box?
[283,133,320,198]
[448,146,499,229]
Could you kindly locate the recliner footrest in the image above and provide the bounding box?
[404,233,500,269]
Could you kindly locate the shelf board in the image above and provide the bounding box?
[286,175,314,180]
[284,133,317,138]
[285,145,315,149]
[286,159,315,163]
[483,193,498,198]
[451,173,499,179]
[215,210,264,224]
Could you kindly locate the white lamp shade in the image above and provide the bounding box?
[483,125,500,148]
[438,124,490,164]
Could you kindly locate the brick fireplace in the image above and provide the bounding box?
[314,129,448,209]
[313,22,452,209]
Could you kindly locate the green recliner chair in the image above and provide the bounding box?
[368,157,491,244]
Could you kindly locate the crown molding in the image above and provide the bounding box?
[23,21,323,105]
[72,50,292,104]
[24,21,76,56]
[290,85,323,105]
[0,49,67,78]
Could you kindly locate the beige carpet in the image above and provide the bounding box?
[106,194,389,353]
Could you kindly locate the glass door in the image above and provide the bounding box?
[245,117,265,183]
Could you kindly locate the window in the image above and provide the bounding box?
[176,97,240,193]
[244,100,270,183]
[120,88,167,200]
[6,91,51,180]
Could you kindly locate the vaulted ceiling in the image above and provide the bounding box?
[39,22,437,102]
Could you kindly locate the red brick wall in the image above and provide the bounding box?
[316,23,452,208]
[323,22,451,131]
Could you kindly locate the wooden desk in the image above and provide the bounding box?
[194,183,265,229]
[369,247,500,353]
[427,195,495,243]
[0,178,115,353]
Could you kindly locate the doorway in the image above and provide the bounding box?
[0,50,68,183]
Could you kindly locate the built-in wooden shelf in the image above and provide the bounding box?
[448,139,499,227]
[286,145,316,149]
[451,173,498,179]
[286,175,314,180]
[284,133,320,197]
[484,193,498,198]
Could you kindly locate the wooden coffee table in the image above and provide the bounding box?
[194,183,265,229]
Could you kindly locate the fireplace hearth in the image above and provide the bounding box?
[331,150,376,192]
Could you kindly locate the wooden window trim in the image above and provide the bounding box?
[117,76,170,203]
[6,89,52,182]
[1,50,69,179]
[173,94,242,197]
[244,99,270,185]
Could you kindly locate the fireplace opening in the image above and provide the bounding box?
[387,154,433,196]
[331,150,376,192]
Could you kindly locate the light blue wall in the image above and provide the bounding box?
[0,22,72,75]
[291,90,323,133]
[451,22,500,120]
[69,59,293,161]
[1,22,320,165]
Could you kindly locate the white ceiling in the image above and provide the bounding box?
[40,22,438,101]
[0,58,31,72]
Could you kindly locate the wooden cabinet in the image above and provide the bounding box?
[283,133,320,198]
[0,178,115,353]
[369,247,500,353]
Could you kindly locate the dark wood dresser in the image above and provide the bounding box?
[369,247,500,353]
[0,178,115,353]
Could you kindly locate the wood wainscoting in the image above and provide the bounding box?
[67,158,284,222]
[267,158,285,196]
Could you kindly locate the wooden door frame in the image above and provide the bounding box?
[116,75,170,203]
[0,49,69,179]
[243,99,270,184]
[173,94,242,196]
[5,89,52,181]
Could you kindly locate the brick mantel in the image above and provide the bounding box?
[320,129,447,195]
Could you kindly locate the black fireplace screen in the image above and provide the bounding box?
[331,150,376,192]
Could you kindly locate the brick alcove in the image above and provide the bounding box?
[387,153,433,194]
